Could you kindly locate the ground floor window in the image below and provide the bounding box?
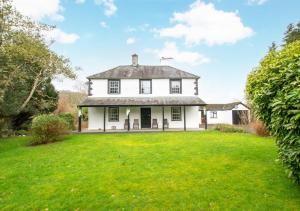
[210,111,217,118]
[171,107,181,121]
[108,107,119,121]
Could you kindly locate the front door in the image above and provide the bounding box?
[141,108,151,128]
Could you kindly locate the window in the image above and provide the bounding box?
[171,107,181,121]
[170,79,182,94]
[210,111,217,119]
[108,80,120,94]
[108,107,119,121]
[140,79,152,94]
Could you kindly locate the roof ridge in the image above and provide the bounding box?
[87,65,200,79]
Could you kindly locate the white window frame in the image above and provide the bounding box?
[140,79,152,94]
[171,107,181,121]
[210,111,217,119]
[108,107,119,122]
[170,79,182,94]
[108,79,120,94]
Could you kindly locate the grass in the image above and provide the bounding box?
[0,131,299,210]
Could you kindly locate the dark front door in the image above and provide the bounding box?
[141,108,151,128]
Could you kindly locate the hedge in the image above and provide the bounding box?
[246,41,300,183]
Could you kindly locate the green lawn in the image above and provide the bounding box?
[0,132,299,210]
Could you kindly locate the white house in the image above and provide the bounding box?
[200,102,250,127]
[78,54,206,132]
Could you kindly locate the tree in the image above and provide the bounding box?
[268,42,277,52]
[0,0,77,130]
[246,41,300,183]
[283,21,300,45]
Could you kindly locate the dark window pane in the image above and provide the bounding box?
[171,80,181,94]
[108,80,120,94]
[171,107,181,121]
[141,80,151,94]
[109,107,119,121]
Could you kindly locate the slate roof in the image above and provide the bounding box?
[200,102,250,111]
[87,65,200,79]
[79,96,206,106]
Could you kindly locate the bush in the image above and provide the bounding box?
[246,41,300,183]
[31,114,68,145]
[249,121,270,137]
[81,107,88,121]
[15,130,29,136]
[0,118,14,138]
[213,124,245,133]
[58,112,74,130]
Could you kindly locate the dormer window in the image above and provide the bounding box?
[108,79,120,94]
[170,79,182,94]
[140,79,152,94]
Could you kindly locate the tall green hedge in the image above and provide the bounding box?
[246,41,300,183]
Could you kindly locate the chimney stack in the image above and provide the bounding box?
[132,54,138,66]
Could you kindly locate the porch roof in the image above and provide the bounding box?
[199,102,250,111]
[79,96,206,107]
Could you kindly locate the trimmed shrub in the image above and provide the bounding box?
[31,114,68,145]
[246,41,300,183]
[58,112,74,130]
[213,124,245,133]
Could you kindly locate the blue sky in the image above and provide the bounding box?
[12,0,300,103]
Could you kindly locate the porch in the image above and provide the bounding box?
[78,96,207,132]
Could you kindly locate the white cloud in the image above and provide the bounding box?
[94,0,117,16]
[126,24,151,33]
[43,28,80,44]
[139,23,150,31]
[248,0,268,5]
[148,42,210,66]
[125,26,137,32]
[100,21,108,28]
[159,0,253,46]
[12,0,64,21]
[75,0,86,4]
[126,37,136,45]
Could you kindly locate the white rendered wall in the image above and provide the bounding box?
[185,106,201,128]
[88,106,201,130]
[88,107,104,130]
[90,79,197,97]
[207,110,233,125]
[206,104,250,125]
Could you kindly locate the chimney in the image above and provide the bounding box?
[132,54,138,66]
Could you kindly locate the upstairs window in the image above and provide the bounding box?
[170,79,182,94]
[210,111,217,119]
[108,79,120,94]
[140,79,152,94]
[171,107,181,121]
[108,107,119,121]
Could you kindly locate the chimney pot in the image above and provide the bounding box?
[132,54,138,66]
